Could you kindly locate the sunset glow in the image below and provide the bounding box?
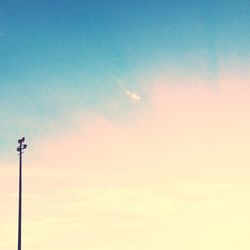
[1,1,250,249]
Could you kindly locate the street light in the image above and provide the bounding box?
[17,137,27,250]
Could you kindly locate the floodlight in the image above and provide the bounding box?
[18,137,25,143]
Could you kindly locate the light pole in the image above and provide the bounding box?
[17,137,27,250]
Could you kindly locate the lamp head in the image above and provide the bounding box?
[18,137,25,143]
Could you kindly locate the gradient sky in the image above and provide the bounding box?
[1,1,250,249]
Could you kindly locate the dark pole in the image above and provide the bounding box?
[17,137,27,250]
[18,141,22,250]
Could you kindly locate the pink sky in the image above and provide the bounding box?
[1,69,250,250]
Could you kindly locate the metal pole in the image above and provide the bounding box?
[17,138,27,250]
[18,141,22,250]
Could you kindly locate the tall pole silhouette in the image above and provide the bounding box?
[17,137,27,250]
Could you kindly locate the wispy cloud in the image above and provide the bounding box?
[1,184,249,249]
[2,70,250,249]
[125,90,141,103]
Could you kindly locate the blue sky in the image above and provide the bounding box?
[0,0,250,159]
[1,0,249,81]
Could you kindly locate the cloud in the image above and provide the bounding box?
[125,90,141,103]
[1,184,250,250]
[2,68,250,249]
[29,72,250,187]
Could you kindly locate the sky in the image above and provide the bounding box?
[1,1,250,249]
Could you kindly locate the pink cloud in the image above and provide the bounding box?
[2,68,250,250]
[26,71,250,190]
